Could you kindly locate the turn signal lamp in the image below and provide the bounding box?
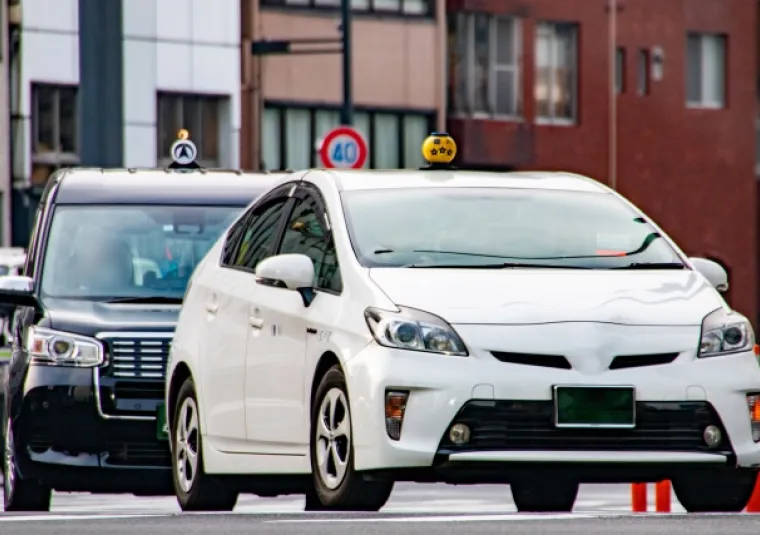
[747,394,760,442]
[385,391,409,441]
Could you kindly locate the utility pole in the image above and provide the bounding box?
[251,0,354,165]
[339,0,353,125]
[78,0,124,167]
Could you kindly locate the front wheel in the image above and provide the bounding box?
[672,469,756,512]
[3,418,51,511]
[171,378,238,512]
[307,365,394,511]
[510,477,579,512]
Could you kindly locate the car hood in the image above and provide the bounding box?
[41,297,179,337]
[368,268,724,326]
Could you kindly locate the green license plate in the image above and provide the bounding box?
[553,386,636,428]
[157,402,169,441]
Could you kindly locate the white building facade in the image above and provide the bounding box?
[11,0,241,244]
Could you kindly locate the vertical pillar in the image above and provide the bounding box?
[655,480,671,513]
[78,0,123,167]
[339,0,352,126]
[631,482,647,512]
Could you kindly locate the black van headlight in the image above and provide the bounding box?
[25,327,104,367]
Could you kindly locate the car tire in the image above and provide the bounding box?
[3,416,51,511]
[308,365,394,511]
[672,469,757,512]
[171,378,238,512]
[510,477,579,512]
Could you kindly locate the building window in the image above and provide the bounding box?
[448,13,521,118]
[535,22,578,124]
[157,93,223,166]
[637,49,650,95]
[261,103,435,171]
[259,0,433,17]
[686,33,726,109]
[615,47,626,94]
[31,84,79,187]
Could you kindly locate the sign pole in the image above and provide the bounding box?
[340,0,353,126]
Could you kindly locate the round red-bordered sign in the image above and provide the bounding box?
[318,126,368,169]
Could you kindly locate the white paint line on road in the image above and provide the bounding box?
[267,513,605,523]
[0,514,169,523]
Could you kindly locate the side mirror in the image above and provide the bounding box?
[255,254,314,291]
[689,257,729,292]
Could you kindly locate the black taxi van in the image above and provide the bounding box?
[0,132,285,510]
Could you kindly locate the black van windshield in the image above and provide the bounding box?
[40,204,242,300]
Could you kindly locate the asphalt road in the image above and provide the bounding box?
[1,512,760,534]
[0,483,746,533]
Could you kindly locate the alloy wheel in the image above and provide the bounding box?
[175,397,200,493]
[315,388,351,490]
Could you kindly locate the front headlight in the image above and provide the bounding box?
[25,326,104,367]
[699,308,754,358]
[364,306,468,356]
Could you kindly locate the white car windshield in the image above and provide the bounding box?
[341,187,685,269]
[40,204,243,300]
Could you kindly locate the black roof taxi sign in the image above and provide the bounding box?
[168,129,200,170]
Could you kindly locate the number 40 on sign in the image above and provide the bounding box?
[318,126,368,169]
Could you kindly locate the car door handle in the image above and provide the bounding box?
[205,302,218,314]
[249,317,264,329]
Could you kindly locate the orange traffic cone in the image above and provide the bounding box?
[746,474,760,512]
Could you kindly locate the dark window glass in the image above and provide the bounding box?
[278,196,342,292]
[236,199,288,271]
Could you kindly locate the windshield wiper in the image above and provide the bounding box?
[104,296,183,304]
[406,263,591,269]
[610,262,685,270]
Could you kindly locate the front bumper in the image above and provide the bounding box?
[11,365,171,492]
[346,327,760,478]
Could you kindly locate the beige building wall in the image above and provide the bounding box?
[240,0,446,170]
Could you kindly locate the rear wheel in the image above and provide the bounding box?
[172,378,238,511]
[307,366,394,511]
[3,417,51,511]
[672,469,756,512]
[510,477,579,512]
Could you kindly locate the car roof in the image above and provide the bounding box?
[53,168,291,205]
[320,169,609,194]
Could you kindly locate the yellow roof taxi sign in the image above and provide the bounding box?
[169,129,200,170]
[421,132,457,170]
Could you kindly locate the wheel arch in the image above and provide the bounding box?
[310,351,343,414]
[167,361,193,429]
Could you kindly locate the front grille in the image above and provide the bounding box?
[609,353,679,370]
[491,352,572,369]
[438,400,731,453]
[104,440,171,467]
[101,336,172,379]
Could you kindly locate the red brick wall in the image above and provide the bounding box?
[447,0,759,322]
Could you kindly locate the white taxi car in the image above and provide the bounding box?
[165,133,760,514]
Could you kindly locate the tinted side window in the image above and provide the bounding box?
[278,196,342,293]
[25,204,45,277]
[235,198,289,271]
[221,211,252,266]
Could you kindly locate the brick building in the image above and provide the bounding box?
[446,0,758,322]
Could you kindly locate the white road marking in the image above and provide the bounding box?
[267,513,605,523]
[0,514,169,522]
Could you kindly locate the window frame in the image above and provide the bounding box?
[615,47,626,94]
[534,21,579,126]
[31,83,80,168]
[274,185,343,295]
[685,32,727,110]
[261,102,436,171]
[156,92,224,167]
[449,13,522,120]
[220,183,297,273]
[637,48,650,96]
[258,0,435,18]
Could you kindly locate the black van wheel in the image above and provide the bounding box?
[3,417,51,511]
[171,378,238,512]
[307,365,394,511]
